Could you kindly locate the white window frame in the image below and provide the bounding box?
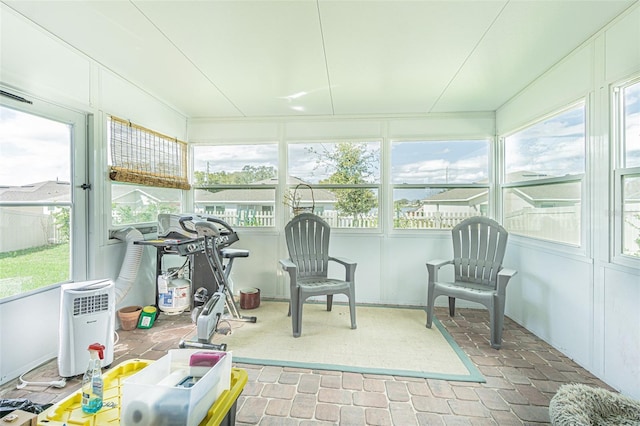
[500,99,587,249]
[612,76,640,268]
[389,138,493,231]
[191,142,279,229]
[287,139,382,233]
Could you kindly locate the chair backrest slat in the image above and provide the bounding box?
[452,217,508,288]
[285,213,330,278]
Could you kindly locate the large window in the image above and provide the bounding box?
[0,99,87,300]
[614,78,640,260]
[288,141,380,229]
[502,101,585,245]
[391,140,490,229]
[192,144,278,227]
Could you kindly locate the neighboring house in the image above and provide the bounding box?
[0,180,70,252]
[412,171,581,233]
[419,188,488,214]
[111,185,181,216]
[194,177,337,221]
[416,171,579,214]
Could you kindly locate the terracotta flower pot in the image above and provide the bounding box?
[117,305,142,331]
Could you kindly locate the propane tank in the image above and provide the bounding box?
[157,268,191,315]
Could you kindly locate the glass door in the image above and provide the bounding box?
[0,93,87,300]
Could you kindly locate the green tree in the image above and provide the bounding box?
[309,142,378,222]
[194,165,276,185]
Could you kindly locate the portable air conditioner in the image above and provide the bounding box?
[58,279,115,377]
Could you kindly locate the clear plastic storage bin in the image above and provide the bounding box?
[121,349,231,426]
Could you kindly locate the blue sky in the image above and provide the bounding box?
[193,144,279,179]
[3,81,638,189]
[391,140,488,184]
[625,81,640,168]
[505,104,585,180]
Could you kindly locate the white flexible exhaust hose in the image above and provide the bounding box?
[112,227,144,304]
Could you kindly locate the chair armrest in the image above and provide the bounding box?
[497,268,517,295]
[329,256,357,282]
[425,259,452,284]
[279,258,298,290]
[279,258,297,273]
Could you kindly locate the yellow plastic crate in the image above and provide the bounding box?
[37,359,248,426]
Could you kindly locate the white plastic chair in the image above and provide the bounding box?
[426,217,517,349]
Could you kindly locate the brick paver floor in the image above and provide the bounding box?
[0,305,615,425]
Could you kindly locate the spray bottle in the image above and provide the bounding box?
[81,343,105,414]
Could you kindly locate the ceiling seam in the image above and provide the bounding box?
[427,0,511,114]
[129,0,246,117]
[316,0,335,116]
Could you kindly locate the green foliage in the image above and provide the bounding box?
[52,207,70,242]
[309,142,378,218]
[112,203,180,225]
[0,243,70,299]
[195,165,277,185]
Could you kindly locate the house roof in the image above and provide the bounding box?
[111,185,181,202]
[421,172,583,206]
[195,177,336,205]
[422,188,487,205]
[0,181,71,202]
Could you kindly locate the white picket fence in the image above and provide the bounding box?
[205,209,474,229]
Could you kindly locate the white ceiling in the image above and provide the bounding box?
[3,0,636,119]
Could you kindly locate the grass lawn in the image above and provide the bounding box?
[0,243,70,298]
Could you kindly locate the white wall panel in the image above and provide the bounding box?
[230,234,281,298]
[0,5,90,110]
[605,6,640,82]
[188,120,280,142]
[328,234,382,305]
[603,267,640,400]
[0,287,60,384]
[285,120,382,140]
[388,113,495,138]
[496,45,592,135]
[100,70,186,139]
[382,234,453,306]
[503,241,593,366]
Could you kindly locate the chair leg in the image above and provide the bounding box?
[348,289,357,330]
[327,294,333,311]
[448,297,456,317]
[291,292,301,338]
[490,295,505,349]
[426,282,436,328]
[294,296,304,338]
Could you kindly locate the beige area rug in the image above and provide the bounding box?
[206,301,484,382]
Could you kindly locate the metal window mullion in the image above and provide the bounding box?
[0,201,73,208]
